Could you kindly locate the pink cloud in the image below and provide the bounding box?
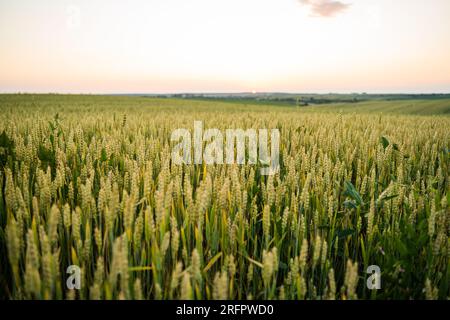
[299,0,351,17]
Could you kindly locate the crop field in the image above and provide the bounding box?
[304,99,450,115]
[0,94,448,300]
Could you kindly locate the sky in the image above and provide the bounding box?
[0,0,450,94]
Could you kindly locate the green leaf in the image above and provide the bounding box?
[378,194,399,204]
[381,136,401,152]
[344,181,363,206]
[128,266,153,272]
[203,252,222,273]
[380,136,390,149]
[259,158,270,166]
[336,228,356,239]
[0,130,14,149]
[0,130,14,167]
[246,256,263,268]
[343,199,357,209]
[101,148,108,162]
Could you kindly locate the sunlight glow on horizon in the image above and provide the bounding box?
[1,0,450,93]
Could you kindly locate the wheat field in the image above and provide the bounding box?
[0,94,448,300]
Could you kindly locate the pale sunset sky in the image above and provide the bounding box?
[0,0,449,93]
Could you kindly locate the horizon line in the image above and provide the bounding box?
[1,91,450,96]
